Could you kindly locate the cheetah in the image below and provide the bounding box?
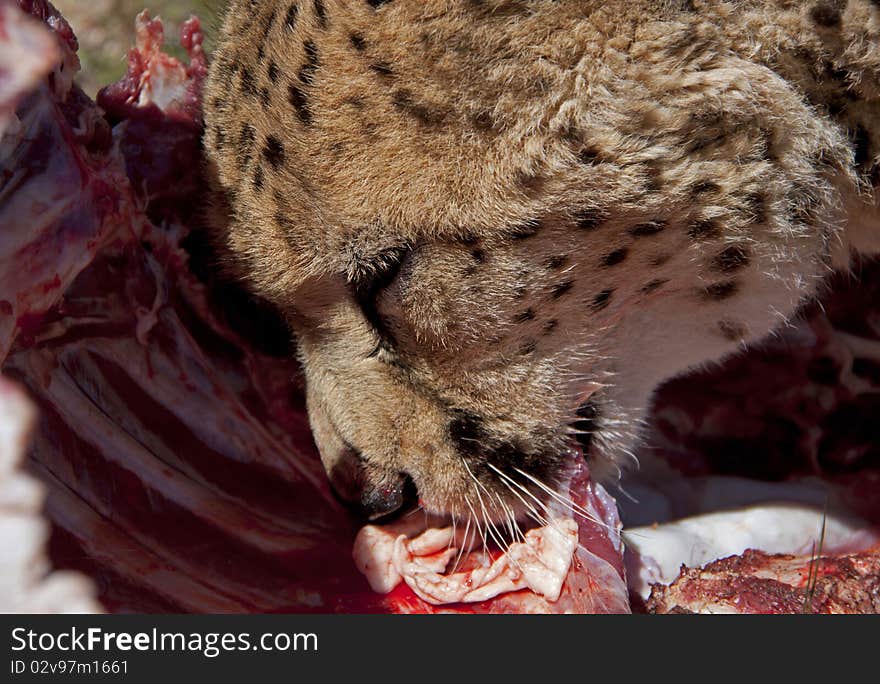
[202,0,880,523]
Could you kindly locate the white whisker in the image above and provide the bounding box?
[513,466,616,534]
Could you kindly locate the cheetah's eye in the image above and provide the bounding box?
[351,245,410,344]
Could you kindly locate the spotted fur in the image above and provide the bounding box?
[203,0,880,520]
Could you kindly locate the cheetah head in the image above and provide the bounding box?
[202,0,845,523]
[203,139,649,524]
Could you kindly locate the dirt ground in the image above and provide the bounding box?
[54,1,223,96]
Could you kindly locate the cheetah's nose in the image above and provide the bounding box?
[328,446,418,522]
[358,472,418,522]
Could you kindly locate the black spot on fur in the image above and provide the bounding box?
[256,6,279,61]
[546,255,567,270]
[262,135,285,169]
[239,66,258,97]
[718,320,746,341]
[644,166,664,193]
[690,180,720,195]
[821,60,852,90]
[591,289,613,311]
[314,0,327,27]
[745,192,769,225]
[519,340,537,356]
[226,57,242,78]
[300,40,320,85]
[601,247,628,267]
[368,0,392,7]
[509,220,541,240]
[484,442,546,476]
[259,87,271,109]
[212,126,225,150]
[702,281,739,301]
[575,144,603,165]
[273,208,295,234]
[686,128,727,155]
[267,61,279,83]
[514,308,536,323]
[212,56,233,81]
[471,248,486,263]
[713,245,750,273]
[237,124,256,157]
[350,33,366,50]
[687,218,720,240]
[575,209,607,231]
[369,62,393,77]
[629,220,667,237]
[392,89,445,126]
[826,96,847,117]
[449,410,484,455]
[285,3,299,30]
[289,83,312,123]
[472,111,494,131]
[516,172,546,194]
[253,164,264,191]
[551,280,575,299]
[235,124,257,171]
[810,1,845,27]
[852,125,872,171]
[641,279,668,294]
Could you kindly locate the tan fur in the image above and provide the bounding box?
[202,0,880,520]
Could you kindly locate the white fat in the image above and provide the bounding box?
[0,378,102,612]
[624,503,877,600]
[507,518,579,602]
[353,516,580,605]
[352,525,403,594]
[137,60,189,112]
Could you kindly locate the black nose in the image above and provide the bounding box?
[358,472,418,522]
[328,447,418,522]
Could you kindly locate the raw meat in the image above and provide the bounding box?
[624,502,879,600]
[354,458,630,613]
[646,549,880,614]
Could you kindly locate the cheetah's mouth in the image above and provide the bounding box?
[352,451,630,612]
